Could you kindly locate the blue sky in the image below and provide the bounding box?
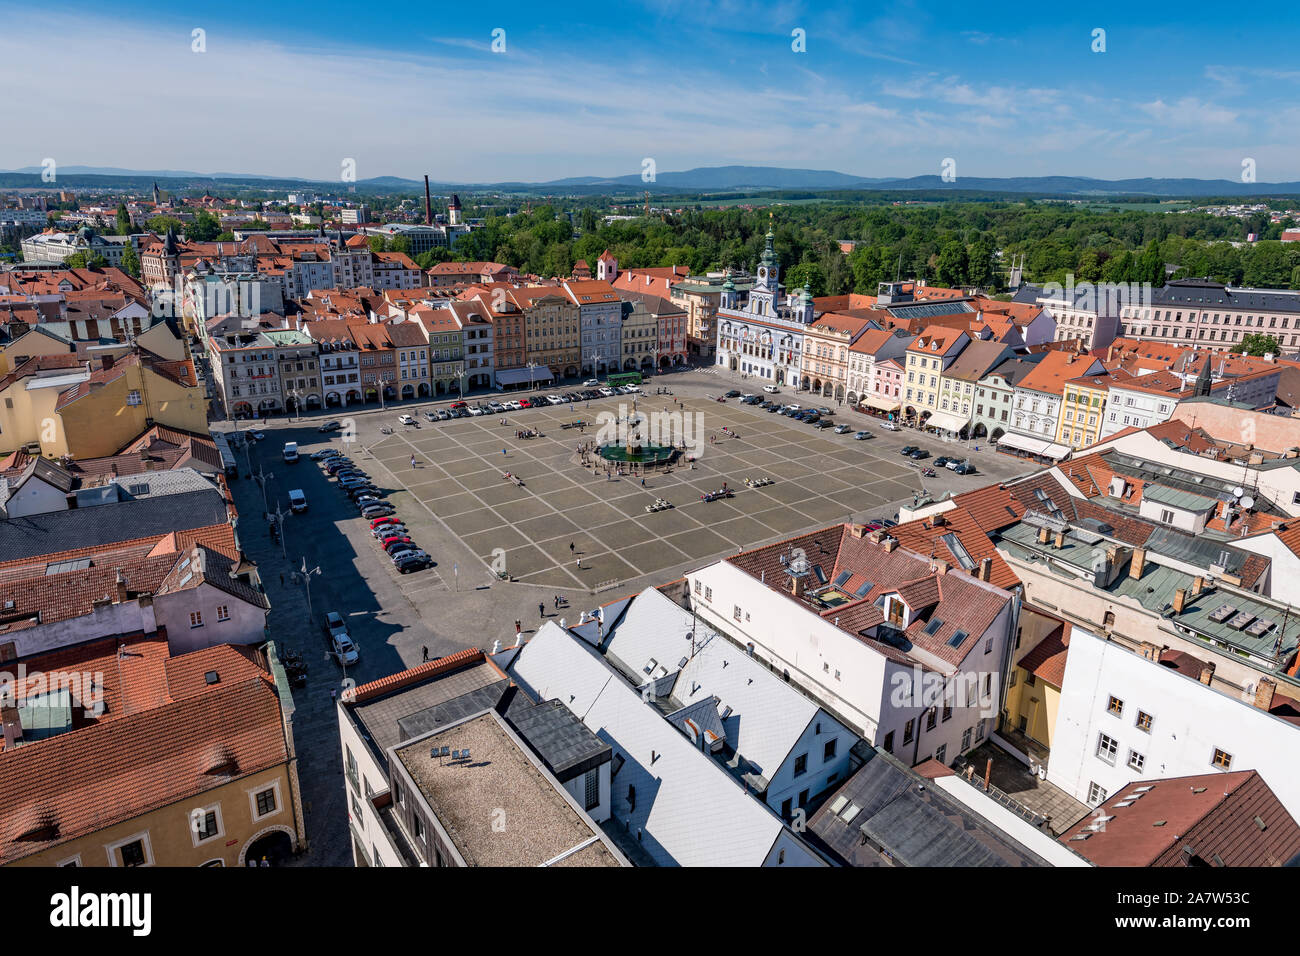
[4,0,1299,183]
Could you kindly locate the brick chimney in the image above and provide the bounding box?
[1198,660,1216,685]
[1192,576,1205,597]
[1,703,21,749]
[868,529,885,544]
[979,557,992,581]
[1254,677,1277,712]
[1130,548,1147,580]
[931,513,947,527]
[1053,529,1066,549]
[1037,526,1050,545]
[883,537,898,553]
[849,523,868,539]
[932,558,950,575]
[791,573,806,600]
[114,569,129,604]
[1172,588,1187,614]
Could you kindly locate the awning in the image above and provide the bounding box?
[496,366,554,386]
[924,410,970,433]
[996,432,1072,459]
[863,397,901,412]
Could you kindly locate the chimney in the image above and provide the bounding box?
[1139,641,1161,662]
[1106,344,1115,362]
[1054,529,1066,550]
[1,704,20,749]
[1192,576,1205,598]
[931,513,947,527]
[1254,677,1277,712]
[883,537,898,553]
[1172,588,1187,614]
[1130,548,1147,580]
[978,557,992,581]
[424,175,433,226]
[791,573,807,600]
[1286,447,1299,460]
[1037,526,1050,545]
[114,569,129,604]
[1198,660,1216,685]
[932,558,950,575]
[868,529,885,544]
[849,523,868,539]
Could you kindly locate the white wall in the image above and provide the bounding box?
[2,477,68,518]
[8,599,158,658]
[1048,626,1300,818]
[155,584,266,655]
[561,763,611,823]
[762,714,855,815]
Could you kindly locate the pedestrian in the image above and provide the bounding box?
[515,619,522,634]
[641,477,646,486]
[279,572,284,587]
[539,602,545,619]
[410,454,417,468]
[569,541,575,553]
[576,556,582,569]
[502,448,507,456]
[330,689,337,702]
[422,645,429,662]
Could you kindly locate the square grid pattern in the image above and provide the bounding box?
[370,395,921,590]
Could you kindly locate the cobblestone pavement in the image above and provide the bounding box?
[225,364,1038,865]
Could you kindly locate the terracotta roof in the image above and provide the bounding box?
[344,648,488,703]
[1058,770,1300,867]
[1014,622,1071,686]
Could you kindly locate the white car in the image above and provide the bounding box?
[288,489,308,513]
[625,383,640,393]
[763,384,779,393]
[468,405,485,415]
[878,421,901,431]
[398,414,415,425]
[332,633,359,666]
[505,400,523,411]
[599,387,614,397]
[546,395,564,405]
[583,379,600,388]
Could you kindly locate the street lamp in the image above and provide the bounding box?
[299,558,321,625]
[270,502,288,559]
[527,360,536,392]
[251,465,273,517]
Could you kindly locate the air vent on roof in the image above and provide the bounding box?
[1209,604,1236,623]
[830,795,849,815]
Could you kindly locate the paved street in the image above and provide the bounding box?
[226,364,1037,865]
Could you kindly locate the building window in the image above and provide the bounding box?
[903,719,915,744]
[1088,781,1108,806]
[961,727,972,750]
[584,768,600,811]
[1127,750,1145,772]
[1212,749,1233,770]
[793,753,808,777]
[1096,733,1118,765]
[1107,696,1123,717]
[935,744,947,764]
[249,782,282,821]
[823,738,837,762]
[926,707,937,731]
[119,840,147,867]
[216,605,230,622]
[882,730,894,753]
[1136,710,1152,732]
[733,604,742,621]
[189,611,203,628]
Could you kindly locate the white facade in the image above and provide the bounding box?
[686,560,1013,766]
[1047,625,1300,817]
[1100,384,1179,438]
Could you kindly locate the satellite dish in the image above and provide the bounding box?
[1232,486,1245,498]
[1241,496,1255,510]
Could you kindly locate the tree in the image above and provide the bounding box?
[935,240,969,288]
[120,244,141,278]
[1232,333,1282,356]
[115,203,132,235]
[146,215,184,235]
[188,211,222,242]
[1243,242,1291,288]
[62,252,108,269]
[215,231,236,242]
[785,262,827,296]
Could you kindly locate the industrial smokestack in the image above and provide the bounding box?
[424,175,433,226]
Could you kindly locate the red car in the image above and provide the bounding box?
[370,516,401,530]
[450,401,467,409]
[518,398,533,408]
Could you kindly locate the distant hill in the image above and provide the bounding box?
[3,164,1299,198]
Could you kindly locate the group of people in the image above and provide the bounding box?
[515,428,541,439]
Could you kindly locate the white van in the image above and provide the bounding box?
[763,384,779,393]
[282,441,299,463]
[289,489,307,513]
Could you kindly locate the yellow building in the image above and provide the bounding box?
[2,637,305,868]
[1002,616,1070,754]
[1057,369,1116,450]
[0,351,206,459]
[903,326,970,423]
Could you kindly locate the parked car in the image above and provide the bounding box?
[311,448,342,461]
[450,401,468,409]
[952,463,976,475]
[383,537,417,554]
[814,419,835,429]
[763,384,780,393]
[318,420,342,433]
[817,407,833,416]
[547,395,564,405]
[944,458,965,471]
[324,459,354,475]
[583,379,600,387]
[766,403,781,412]
[598,387,614,397]
[323,611,351,647]
[934,456,955,469]
[245,429,266,441]
[853,430,872,440]
[900,445,919,456]
[288,489,308,513]
[331,633,359,666]
[370,515,403,531]
[833,423,852,434]
[390,547,428,564]
[282,441,299,463]
[879,421,901,431]
[438,409,453,420]
[424,411,438,421]
[398,414,416,425]
[725,389,741,398]
[361,503,396,519]
[908,448,930,460]
[373,522,408,539]
[396,552,433,573]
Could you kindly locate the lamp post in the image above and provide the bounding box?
[271,502,288,559]
[252,465,273,516]
[527,360,537,392]
[299,558,321,625]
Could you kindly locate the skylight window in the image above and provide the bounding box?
[924,618,944,636]
[946,629,968,648]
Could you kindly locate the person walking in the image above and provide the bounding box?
[410,454,418,468]
[576,555,582,569]
[538,602,545,619]
[422,646,429,662]
[515,619,522,635]
[279,572,284,587]
[569,541,575,554]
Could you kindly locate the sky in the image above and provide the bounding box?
[3,0,1300,184]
